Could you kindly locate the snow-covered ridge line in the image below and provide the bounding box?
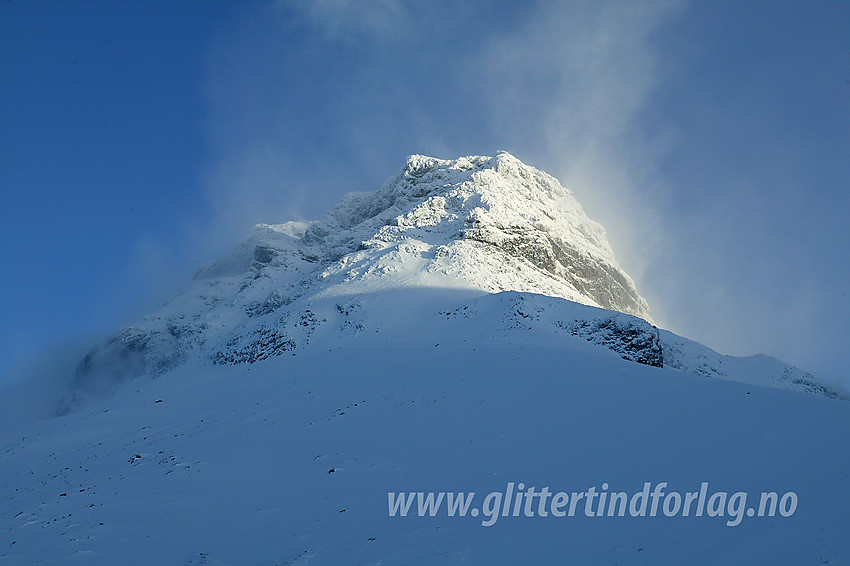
[439,292,841,399]
[68,152,840,402]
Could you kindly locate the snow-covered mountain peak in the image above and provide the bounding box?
[6,157,846,566]
[68,152,841,401]
[248,151,652,321]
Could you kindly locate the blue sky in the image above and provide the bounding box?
[1,0,848,390]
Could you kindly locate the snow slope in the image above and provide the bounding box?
[2,301,849,564]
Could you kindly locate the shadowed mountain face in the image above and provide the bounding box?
[70,152,839,401]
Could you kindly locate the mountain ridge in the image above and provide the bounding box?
[70,152,841,401]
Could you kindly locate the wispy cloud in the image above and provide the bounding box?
[198,0,683,269]
[474,0,684,288]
